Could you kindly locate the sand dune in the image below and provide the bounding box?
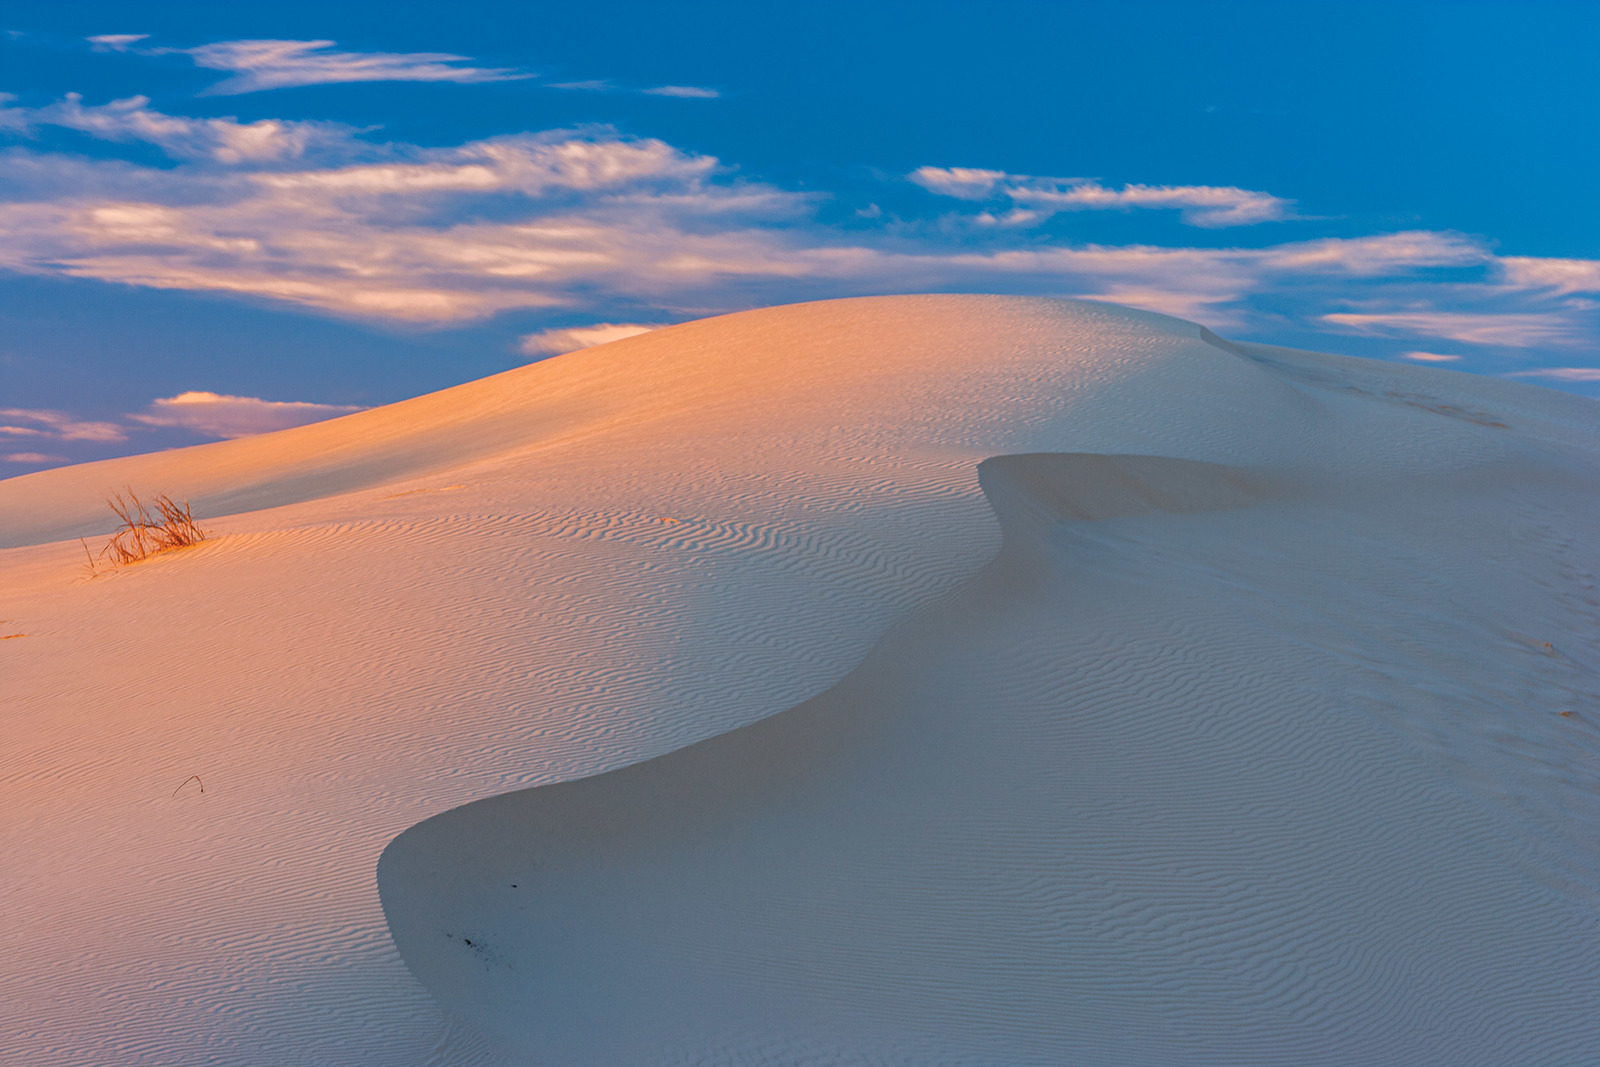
[3,296,1598,1065]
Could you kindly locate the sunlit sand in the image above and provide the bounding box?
[3,295,1597,1065]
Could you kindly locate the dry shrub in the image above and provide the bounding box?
[99,490,207,567]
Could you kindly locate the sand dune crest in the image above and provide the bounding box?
[4,296,1598,1065]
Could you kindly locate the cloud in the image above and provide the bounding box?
[1258,231,1486,274]
[552,80,717,99]
[518,322,661,355]
[86,34,149,52]
[129,391,364,438]
[907,167,1007,199]
[910,166,1293,227]
[0,408,126,441]
[1322,311,1577,347]
[1400,351,1462,362]
[1498,256,1600,295]
[183,39,531,95]
[0,122,805,322]
[1506,367,1600,382]
[641,85,719,99]
[0,93,355,163]
[1020,183,1290,227]
[3,451,66,464]
[0,95,1594,363]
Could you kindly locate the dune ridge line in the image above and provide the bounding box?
[2,295,1597,1065]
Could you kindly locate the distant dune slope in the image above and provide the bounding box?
[3,297,1598,1066]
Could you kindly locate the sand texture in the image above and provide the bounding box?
[3,296,1598,1064]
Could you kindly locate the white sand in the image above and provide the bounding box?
[3,296,1598,1064]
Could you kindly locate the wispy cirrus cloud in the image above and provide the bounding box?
[1498,256,1600,295]
[0,92,354,163]
[80,33,724,106]
[79,35,530,94]
[910,166,1293,227]
[1506,366,1600,382]
[552,79,718,99]
[0,408,127,442]
[86,34,149,52]
[129,391,364,437]
[1321,310,1579,347]
[518,322,662,356]
[183,39,532,95]
[1255,231,1484,274]
[0,393,363,465]
[642,85,719,99]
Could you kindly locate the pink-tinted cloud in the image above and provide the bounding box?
[518,322,662,355]
[641,85,719,99]
[907,166,1008,199]
[185,39,531,95]
[129,391,364,438]
[0,95,1594,356]
[1322,311,1577,347]
[1260,231,1486,274]
[1506,366,1600,382]
[1498,256,1600,295]
[85,34,149,52]
[0,408,127,442]
[0,93,353,163]
[910,166,1293,227]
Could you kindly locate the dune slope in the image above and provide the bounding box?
[3,296,1598,1065]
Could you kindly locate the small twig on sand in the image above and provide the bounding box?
[172,774,205,798]
[80,537,98,578]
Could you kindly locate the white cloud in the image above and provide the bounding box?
[518,322,661,356]
[911,166,1293,227]
[0,408,126,442]
[1401,351,1462,362]
[3,451,66,464]
[129,391,364,438]
[642,85,719,99]
[183,39,531,95]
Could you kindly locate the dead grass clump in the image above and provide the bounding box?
[98,490,207,567]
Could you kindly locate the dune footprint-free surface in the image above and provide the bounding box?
[3,296,1599,1065]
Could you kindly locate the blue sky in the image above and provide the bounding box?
[3,1,1597,469]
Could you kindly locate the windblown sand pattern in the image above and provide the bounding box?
[2,296,1597,1065]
